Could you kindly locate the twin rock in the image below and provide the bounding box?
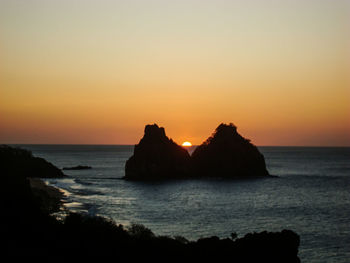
[125,123,269,180]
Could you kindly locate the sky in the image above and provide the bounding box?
[1,0,349,146]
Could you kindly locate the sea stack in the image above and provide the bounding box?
[125,124,191,180]
[191,123,269,178]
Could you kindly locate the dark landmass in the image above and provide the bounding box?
[125,124,191,180]
[0,144,65,179]
[1,145,299,261]
[0,145,65,228]
[29,178,65,214]
[0,144,65,224]
[192,123,269,177]
[62,165,92,170]
[125,123,269,180]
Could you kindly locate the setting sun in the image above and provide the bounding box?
[182,141,192,147]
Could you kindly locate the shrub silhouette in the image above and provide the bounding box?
[127,223,155,239]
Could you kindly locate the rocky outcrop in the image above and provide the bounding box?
[191,123,269,177]
[125,124,191,180]
[0,145,65,178]
[63,165,92,170]
[125,123,269,180]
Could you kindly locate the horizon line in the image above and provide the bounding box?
[3,143,350,148]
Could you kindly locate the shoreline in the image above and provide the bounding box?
[1,144,302,260]
[29,178,66,215]
[27,177,301,262]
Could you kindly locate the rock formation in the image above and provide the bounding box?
[63,165,92,170]
[191,123,269,177]
[125,123,269,180]
[125,124,191,180]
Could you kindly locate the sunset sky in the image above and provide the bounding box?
[1,0,349,146]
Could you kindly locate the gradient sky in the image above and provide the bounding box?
[1,0,349,146]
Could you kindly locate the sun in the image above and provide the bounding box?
[182,141,192,147]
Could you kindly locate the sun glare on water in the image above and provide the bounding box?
[182,141,192,147]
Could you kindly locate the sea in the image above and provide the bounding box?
[17,145,350,263]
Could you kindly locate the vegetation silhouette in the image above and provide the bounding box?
[1,145,299,261]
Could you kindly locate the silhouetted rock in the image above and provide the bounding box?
[63,165,92,170]
[191,123,269,177]
[125,123,269,180]
[125,124,191,180]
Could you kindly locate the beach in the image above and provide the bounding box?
[29,178,65,215]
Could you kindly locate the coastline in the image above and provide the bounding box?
[29,178,66,215]
[25,179,302,261]
[1,144,302,261]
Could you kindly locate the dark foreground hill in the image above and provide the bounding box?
[0,145,299,261]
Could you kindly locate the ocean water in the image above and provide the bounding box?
[19,145,350,262]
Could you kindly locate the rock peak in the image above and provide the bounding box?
[212,123,239,140]
[215,123,237,134]
[203,123,246,146]
[144,124,166,140]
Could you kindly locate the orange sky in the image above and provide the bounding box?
[1,0,349,146]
